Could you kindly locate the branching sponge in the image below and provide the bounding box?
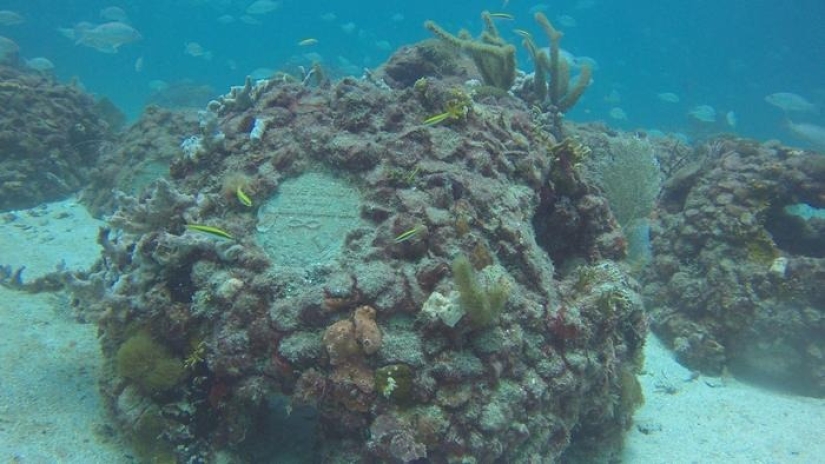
[451,254,510,328]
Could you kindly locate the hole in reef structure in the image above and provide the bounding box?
[165,262,196,303]
[764,202,825,258]
[240,394,320,463]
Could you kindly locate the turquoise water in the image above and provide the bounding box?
[2,2,825,462]
[3,0,824,145]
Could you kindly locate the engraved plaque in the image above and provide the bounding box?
[256,172,364,267]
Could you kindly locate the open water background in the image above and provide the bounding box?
[2,0,824,145]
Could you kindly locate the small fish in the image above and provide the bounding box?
[765,92,818,114]
[513,29,532,39]
[298,38,318,46]
[787,120,825,149]
[99,6,130,23]
[246,0,280,15]
[423,112,451,125]
[404,165,421,184]
[0,35,19,58]
[656,92,680,103]
[75,21,142,53]
[0,10,25,26]
[688,104,716,123]
[236,186,253,207]
[603,89,621,104]
[340,22,356,34]
[184,41,212,60]
[556,14,577,28]
[25,57,55,72]
[240,15,262,25]
[488,12,515,20]
[609,107,627,121]
[725,110,737,128]
[185,224,234,240]
[394,225,425,243]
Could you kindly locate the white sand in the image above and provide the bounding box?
[0,288,129,463]
[0,199,128,462]
[1,199,823,462]
[0,198,103,281]
[623,335,825,463]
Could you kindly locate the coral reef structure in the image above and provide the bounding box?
[644,138,825,396]
[377,39,475,89]
[0,65,114,211]
[67,44,647,463]
[83,107,199,216]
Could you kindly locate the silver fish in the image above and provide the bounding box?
[765,92,818,114]
[0,10,24,26]
[657,92,680,103]
[99,6,130,23]
[0,35,19,62]
[75,21,142,53]
[25,57,55,72]
[688,105,716,123]
[246,0,280,15]
[788,121,825,149]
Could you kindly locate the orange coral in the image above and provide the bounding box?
[322,305,383,365]
[322,319,359,366]
[322,306,383,413]
[354,305,382,355]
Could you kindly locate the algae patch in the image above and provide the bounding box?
[116,332,185,393]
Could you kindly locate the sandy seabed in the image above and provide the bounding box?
[1,198,823,463]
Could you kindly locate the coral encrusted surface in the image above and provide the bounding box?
[69,46,646,463]
[0,65,113,211]
[644,138,825,396]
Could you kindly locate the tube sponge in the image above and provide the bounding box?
[424,15,517,90]
[451,254,510,328]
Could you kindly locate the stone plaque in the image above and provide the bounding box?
[256,172,364,268]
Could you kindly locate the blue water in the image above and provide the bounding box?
[3,0,824,146]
